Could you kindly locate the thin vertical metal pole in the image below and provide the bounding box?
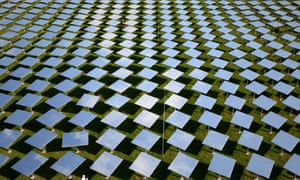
[155,0,164,158]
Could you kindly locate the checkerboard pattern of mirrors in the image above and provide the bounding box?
[0,0,300,179]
